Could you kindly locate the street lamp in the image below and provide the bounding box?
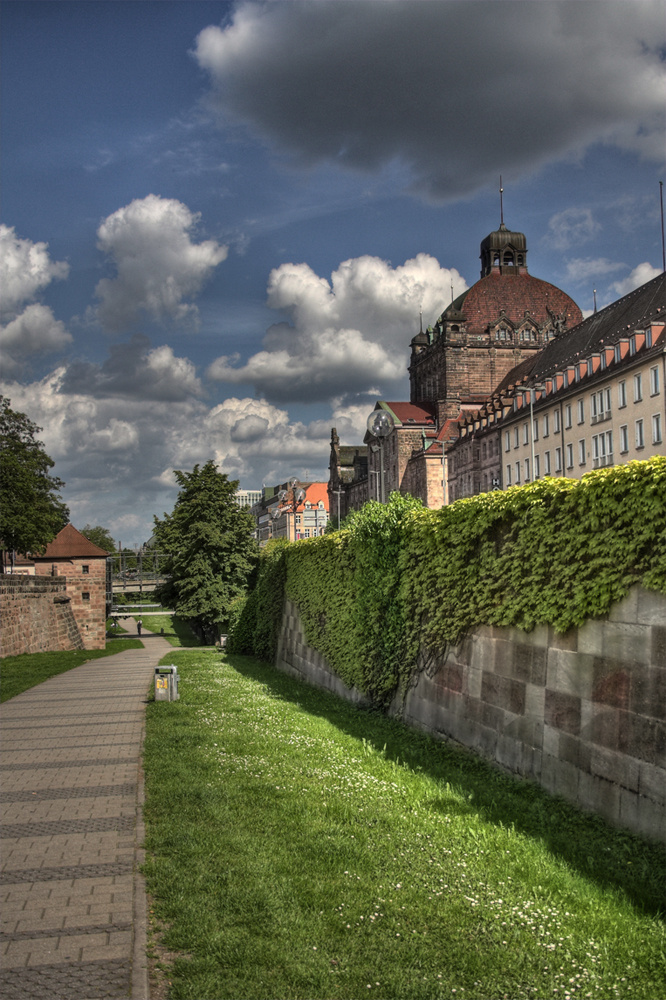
[332,488,344,529]
[366,409,395,503]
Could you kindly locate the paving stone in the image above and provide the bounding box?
[0,637,171,1000]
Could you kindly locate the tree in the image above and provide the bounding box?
[81,524,116,553]
[0,395,69,569]
[153,461,257,641]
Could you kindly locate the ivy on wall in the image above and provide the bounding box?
[229,458,666,706]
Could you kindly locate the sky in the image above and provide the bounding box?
[1,0,664,546]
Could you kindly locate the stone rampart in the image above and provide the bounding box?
[0,576,84,658]
[276,587,666,842]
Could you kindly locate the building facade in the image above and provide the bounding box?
[251,482,330,544]
[330,217,583,512]
[235,488,262,508]
[448,272,666,498]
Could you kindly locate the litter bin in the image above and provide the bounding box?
[154,665,180,702]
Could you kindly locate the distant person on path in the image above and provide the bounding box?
[137,618,143,636]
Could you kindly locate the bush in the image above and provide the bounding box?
[234,459,666,708]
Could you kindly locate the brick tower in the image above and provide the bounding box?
[409,222,582,425]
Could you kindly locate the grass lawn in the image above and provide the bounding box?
[142,651,666,1000]
[136,614,202,647]
[0,639,144,703]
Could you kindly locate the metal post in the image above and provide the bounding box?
[379,439,385,504]
[529,389,536,481]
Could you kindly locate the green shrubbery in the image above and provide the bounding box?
[229,458,666,706]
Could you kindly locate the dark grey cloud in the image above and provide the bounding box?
[60,335,203,402]
[194,0,665,200]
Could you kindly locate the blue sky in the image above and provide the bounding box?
[1,0,664,545]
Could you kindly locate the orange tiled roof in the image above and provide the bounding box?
[33,524,110,559]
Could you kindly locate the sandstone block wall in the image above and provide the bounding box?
[0,576,84,658]
[276,587,666,842]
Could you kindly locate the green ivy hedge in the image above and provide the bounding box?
[229,458,666,707]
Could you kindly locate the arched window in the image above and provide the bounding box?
[503,251,514,266]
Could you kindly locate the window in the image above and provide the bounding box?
[619,425,629,454]
[533,418,538,442]
[513,427,519,449]
[636,419,644,449]
[82,565,89,574]
[543,451,551,475]
[542,413,549,438]
[553,409,561,434]
[592,432,613,467]
[515,462,521,484]
[555,447,562,473]
[578,439,586,465]
[565,404,572,430]
[650,366,660,396]
[524,457,530,482]
[618,380,627,408]
[534,454,540,479]
[591,388,612,422]
[522,422,529,445]
[653,413,662,445]
[504,430,511,452]
[566,443,574,469]
[506,465,512,485]
[634,373,643,402]
[82,592,90,602]
[577,399,585,424]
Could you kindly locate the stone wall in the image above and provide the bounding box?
[276,587,666,842]
[0,576,84,658]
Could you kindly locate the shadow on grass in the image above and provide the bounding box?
[140,615,203,647]
[223,652,666,920]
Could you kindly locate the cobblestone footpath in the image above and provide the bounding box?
[1,624,173,999]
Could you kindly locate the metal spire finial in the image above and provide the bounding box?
[499,175,504,226]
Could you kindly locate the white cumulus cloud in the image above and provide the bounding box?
[0,365,335,542]
[94,194,228,331]
[208,253,466,404]
[0,224,69,320]
[611,262,662,297]
[0,225,72,375]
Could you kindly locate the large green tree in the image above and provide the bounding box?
[153,461,257,641]
[0,395,69,568]
[81,524,116,553]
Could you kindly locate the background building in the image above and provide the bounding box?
[235,488,262,508]
[251,482,329,544]
[332,216,583,511]
[31,523,111,649]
